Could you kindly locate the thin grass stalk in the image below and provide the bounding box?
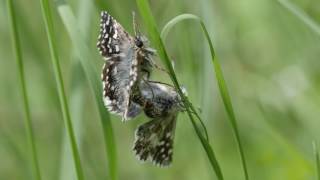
[277,0,320,36]
[55,2,117,179]
[257,102,312,168]
[136,0,224,179]
[59,0,92,179]
[7,1,42,179]
[161,14,249,180]
[314,142,320,180]
[59,61,86,180]
[39,0,85,179]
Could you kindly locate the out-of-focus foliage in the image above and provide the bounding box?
[1,0,319,179]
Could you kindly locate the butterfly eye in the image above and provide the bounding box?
[135,38,144,48]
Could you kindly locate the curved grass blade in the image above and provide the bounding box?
[54,1,118,179]
[314,141,320,180]
[136,0,224,179]
[161,14,250,180]
[277,0,320,36]
[7,1,42,179]
[39,0,85,179]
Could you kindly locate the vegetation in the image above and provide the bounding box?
[1,0,319,179]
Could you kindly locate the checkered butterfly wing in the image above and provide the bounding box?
[133,82,184,167]
[134,114,177,167]
[97,11,141,120]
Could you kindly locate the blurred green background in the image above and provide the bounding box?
[1,0,320,179]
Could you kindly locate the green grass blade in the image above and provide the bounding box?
[161,14,210,142]
[59,0,92,179]
[160,14,199,41]
[136,1,224,179]
[277,0,320,36]
[59,61,86,180]
[39,0,85,180]
[7,1,42,179]
[54,1,118,180]
[188,116,224,180]
[161,13,250,180]
[314,142,320,180]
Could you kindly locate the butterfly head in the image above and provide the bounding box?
[135,36,144,48]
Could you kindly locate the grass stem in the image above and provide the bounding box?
[314,142,320,180]
[55,2,118,179]
[39,0,85,179]
[161,13,249,180]
[7,1,42,179]
[136,1,225,179]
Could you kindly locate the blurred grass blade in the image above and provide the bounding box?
[136,0,224,179]
[7,1,42,179]
[161,14,199,40]
[314,142,320,180]
[55,1,118,179]
[39,0,85,180]
[277,0,320,36]
[59,62,86,180]
[59,0,92,179]
[161,13,249,180]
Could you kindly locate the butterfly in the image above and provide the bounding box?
[132,81,185,167]
[97,11,156,121]
[97,11,186,167]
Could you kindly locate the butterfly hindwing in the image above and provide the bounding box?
[133,114,177,167]
[132,81,184,166]
[151,115,176,166]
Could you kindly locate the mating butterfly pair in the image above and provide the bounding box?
[97,11,184,167]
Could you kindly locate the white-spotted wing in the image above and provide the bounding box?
[98,11,151,120]
[133,81,184,167]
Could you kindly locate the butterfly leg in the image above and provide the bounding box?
[142,78,156,101]
[144,56,170,75]
[141,68,151,79]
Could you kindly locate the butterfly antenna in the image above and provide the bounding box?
[132,11,141,38]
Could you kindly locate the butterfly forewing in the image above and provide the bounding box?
[97,12,131,57]
[98,11,141,120]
